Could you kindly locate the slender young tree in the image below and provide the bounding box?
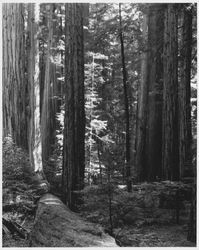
[2,3,28,149]
[162,4,179,180]
[119,3,132,191]
[62,3,87,209]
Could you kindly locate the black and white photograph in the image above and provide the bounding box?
[2,2,197,247]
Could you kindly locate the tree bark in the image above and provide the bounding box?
[119,3,132,191]
[27,3,43,175]
[179,5,193,178]
[2,3,28,149]
[62,3,86,210]
[162,4,179,180]
[41,4,54,163]
[136,14,148,182]
[29,194,117,247]
[145,4,164,181]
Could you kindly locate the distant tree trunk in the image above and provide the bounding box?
[27,3,44,175]
[187,184,196,243]
[39,37,46,117]
[59,5,64,108]
[136,14,148,182]
[179,5,195,242]
[119,3,132,192]
[162,4,179,180]
[97,139,103,184]
[62,3,86,210]
[145,4,164,181]
[2,3,28,149]
[179,5,193,178]
[41,4,54,163]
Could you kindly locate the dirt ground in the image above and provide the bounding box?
[3,221,195,247]
[114,224,195,247]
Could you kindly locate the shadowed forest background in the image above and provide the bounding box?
[2,2,197,247]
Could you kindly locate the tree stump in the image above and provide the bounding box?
[29,193,118,247]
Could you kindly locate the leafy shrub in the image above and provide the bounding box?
[3,136,33,188]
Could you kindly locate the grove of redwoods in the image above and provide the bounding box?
[2,2,197,246]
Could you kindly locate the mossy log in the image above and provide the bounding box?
[29,193,117,247]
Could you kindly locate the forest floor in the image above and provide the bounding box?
[79,183,195,247]
[111,224,194,247]
[3,218,194,247]
[3,138,195,247]
[3,217,33,247]
[3,182,195,247]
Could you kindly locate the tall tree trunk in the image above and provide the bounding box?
[27,3,43,175]
[162,4,179,180]
[145,4,164,181]
[2,3,28,149]
[119,3,132,192]
[179,5,193,178]
[41,4,54,163]
[62,3,86,210]
[59,5,64,108]
[136,14,148,182]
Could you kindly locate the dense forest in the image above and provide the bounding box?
[2,2,197,247]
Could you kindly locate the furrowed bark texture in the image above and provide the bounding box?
[162,4,179,180]
[29,194,117,247]
[2,3,28,149]
[119,3,132,191]
[179,5,193,178]
[41,4,55,163]
[136,5,165,182]
[145,4,164,181]
[62,3,86,209]
[136,14,148,181]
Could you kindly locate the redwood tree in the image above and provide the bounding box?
[179,5,193,178]
[41,4,54,163]
[2,3,28,149]
[119,3,132,191]
[27,3,44,176]
[162,4,179,180]
[62,3,86,209]
[136,5,164,181]
[136,13,148,182]
[145,4,164,181]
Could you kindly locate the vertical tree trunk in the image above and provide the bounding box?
[62,3,86,210]
[179,5,193,178]
[162,4,179,180]
[97,140,103,184]
[27,3,43,175]
[187,184,196,242]
[119,3,132,191]
[41,4,54,163]
[59,5,64,108]
[136,14,148,182]
[2,3,28,149]
[145,4,164,181]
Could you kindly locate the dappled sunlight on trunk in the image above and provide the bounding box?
[28,3,43,173]
[33,54,43,172]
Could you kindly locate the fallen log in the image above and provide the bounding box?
[29,193,118,247]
